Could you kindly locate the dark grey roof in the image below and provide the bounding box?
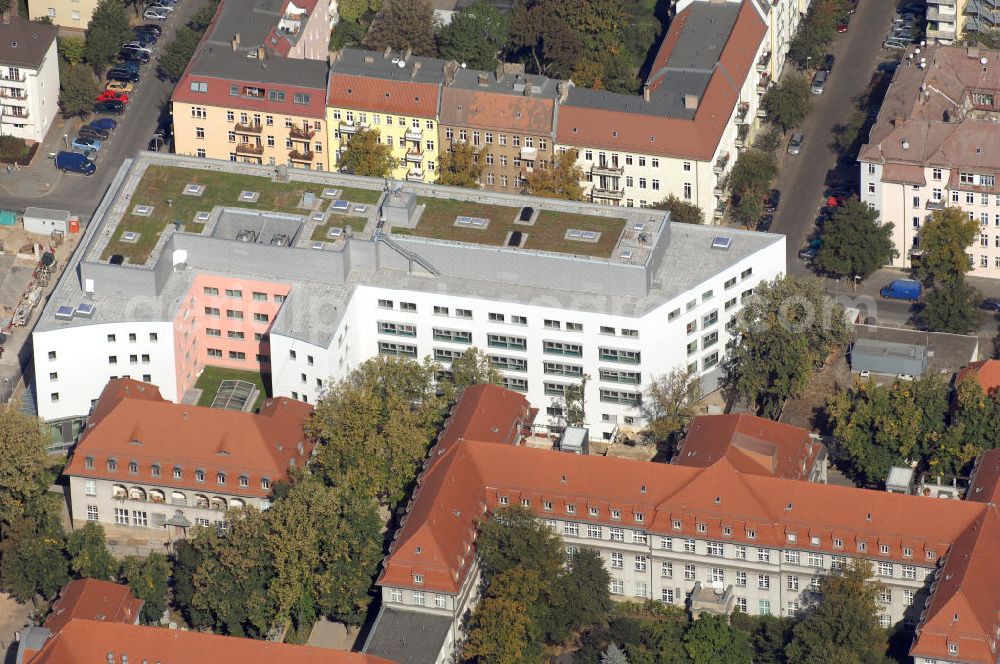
[362,607,453,664]
[333,48,446,84]
[190,47,328,89]
[0,17,56,69]
[15,626,51,664]
[448,66,560,100]
[205,0,285,50]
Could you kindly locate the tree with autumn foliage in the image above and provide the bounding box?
[338,127,396,178]
[437,142,487,188]
[523,149,584,200]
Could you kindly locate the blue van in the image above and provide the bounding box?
[55,151,96,175]
[879,279,922,302]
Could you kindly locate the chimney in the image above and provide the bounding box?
[444,60,459,85]
[403,47,412,61]
[495,63,504,82]
[477,72,489,86]
[256,46,266,60]
[364,54,374,63]
[410,61,421,79]
[683,94,699,110]
[327,48,342,65]
[523,77,532,96]
[968,46,980,59]
[557,80,571,103]
[383,46,392,59]
[1,11,9,25]
[234,32,240,46]
[642,84,651,102]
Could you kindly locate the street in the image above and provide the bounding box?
[0,0,210,218]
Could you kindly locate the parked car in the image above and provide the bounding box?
[94,100,125,114]
[143,7,169,19]
[757,214,773,232]
[883,40,908,51]
[106,80,134,94]
[798,246,818,260]
[55,151,96,175]
[148,133,164,152]
[107,68,140,83]
[118,50,150,64]
[113,60,141,72]
[880,279,922,301]
[787,132,804,155]
[134,24,163,36]
[71,136,102,152]
[78,124,109,140]
[980,297,1000,312]
[811,70,828,94]
[122,42,152,55]
[90,117,118,132]
[131,31,158,45]
[96,90,129,104]
[765,189,781,213]
[147,2,175,12]
[822,53,835,72]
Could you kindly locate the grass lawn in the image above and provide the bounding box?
[103,166,382,264]
[405,197,626,258]
[194,365,271,412]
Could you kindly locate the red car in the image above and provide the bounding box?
[837,21,848,33]
[96,90,129,104]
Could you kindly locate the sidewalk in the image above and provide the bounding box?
[0,114,77,200]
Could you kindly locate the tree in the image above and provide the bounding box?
[563,374,589,428]
[330,18,370,50]
[755,127,784,154]
[449,346,501,391]
[559,548,612,631]
[476,507,564,583]
[120,553,171,624]
[918,276,982,334]
[815,197,896,283]
[66,522,116,580]
[84,0,132,70]
[58,63,100,118]
[730,612,795,664]
[438,0,509,70]
[187,2,221,32]
[684,614,753,664]
[913,207,979,285]
[786,559,890,664]
[157,27,203,82]
[338,127,396,179]
[834,111,866,157]
[0,406,49,531]
[463,596,540,664]
[524,148,584,200]
[762,75,811,132]
[643,367,702,451]
[171,539,213,628]
[338,0,381,23]
[436,142,487,188]
[307,355,444,504]
[57,36,86,65]
[723,275,848,418]
[726,149,777,228]
[0,497,69,602]
[508,1,582,78]
[654,194,704,225]
[363,0,437,56]
[602,643,630,664]
[787,24,829,70]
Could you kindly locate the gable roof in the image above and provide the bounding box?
[440,67,559,134]
[42,580,143,635]
[0,16,56,69]
[676,414,823,480]
[26,619,395,664]
[65,379,314,499]
[956,359,1000,396]
[327,49,445,118]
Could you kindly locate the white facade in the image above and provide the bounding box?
[860,160,1000,279]
[0,31,58,143]
[765,0,810,79]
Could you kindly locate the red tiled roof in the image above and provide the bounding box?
[327,73,440,118]
[172,72,328,117]
[676,414,823,480]
[64,379,314,499]
[956,359,1000,396]
[440,86,555,134]
[27,619,395,664]
[555,1,766,160]
[43,580,143,634]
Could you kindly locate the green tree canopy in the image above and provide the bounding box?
[684,614,753,664]
[84,0,132,70]
[0,496,69,602]
[363,0,437,56]
[307,355,444,504]
[338,0,382,23]
[723,275,848,418]
[438,0,510,70]
[157,26,203,82]
[119,553,171,624]
[436,142,488,188]
[642,367,702,451]
[762,75,811,132]
[476,507,564,582]
[654,194,704,225]
[727,149,777,228]
[917,275,982,334]
[786,559,890,664]
[463,596,540,664]
[508,0,582,78]
[66,522,116,580]
[0,405,49,530]
[449,346,501,391]
[914,206,980,284]
[524,148,584,200]
[57,36,86,65]
[58,62,100,119]
[338,127,397,178]
[816,197,897,283]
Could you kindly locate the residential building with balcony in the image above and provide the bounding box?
[762,0,811,79]
[555,0,769,217]
[860,45,1000,279]
[364,383,1000,664]
[172,0,331,170]
[438,61,566,193]
[62,378,313,538]
[326,48,445,182]
[0,16,57,143]
[927,0,966,43]
[30,152,784,442]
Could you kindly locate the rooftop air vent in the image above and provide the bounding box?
[711,236,732,250]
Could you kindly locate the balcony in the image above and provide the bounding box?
[756,107,767,119]
[520,146,538,161]
[736,102,750,123]
[713,185,724,196]
[756,73,771,95]
[713,200,727,219]
[592,162,624,177]
[234,121,262,134]
[405,148,423,163]
[236,142,264,155]
[735,124,751,149]
[756,51,771,73]
[404,128,423,142]
[289,125,316,140]
[0,71,25,83]
[339,120,366,134]
[713,153,730,173]
[1,110,29,122]
[288,149,315,162]
[591,186,624,200]
[925,199,945,211]
[690,582,737,619]
[406,168,425,182]
[0,89,26,100]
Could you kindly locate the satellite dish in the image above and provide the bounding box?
[982,57,989,65]
[397,60,405,68]
[460,62,466,68]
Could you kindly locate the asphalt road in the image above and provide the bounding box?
[0,0,209,216]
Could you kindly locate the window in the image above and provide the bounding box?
[662,588,675,603]
[661,561,673,578]
[878,561,893,577]
[610,527,624,541]
[808,553,823,567]
[228,351,246,360]
[390,589,403,603]
[787,575,799,590]
[107,458,118,471]
[85,479,97,496]
[633,531,647,544]
[707,541,724,557]
[684,538,696,553]
[757,549,770,563]
[543,341,582,357]
[378,342,417,358]
[901,565,916,580]
[736,571,747,587]
[115,508,129,525]
[434,594,447,609]
[758,574,770,589]
[87,505,99,521]
[610,579,624,595]
[634,582,647,598]
[487,334,526,351]
[544,362,584,377]
[564,522,579,536]
[132,510,148,527]
[736,545,747,560]
[785,550,800,564]
[599,348,640,364]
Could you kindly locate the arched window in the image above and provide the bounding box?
[261,477,271,490]
[112,484,127,499]
[128,486,147,501]
[228,498,246,509]
[216,472,226,486]
[171,491,187,506]
[195,469,205,483]
[239,475,249,489]
[151,464,161,478]
[107,458,118,471]
[128,461,138,475]
[194,494,209,508]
